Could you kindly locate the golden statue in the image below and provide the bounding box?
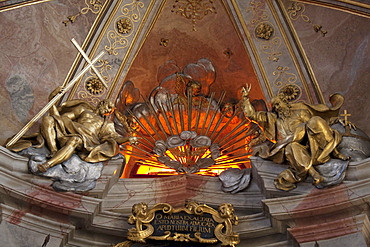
[173,73,209,107]
[8,87,137,172]
[114,110,138,136]
[240,84,350,191]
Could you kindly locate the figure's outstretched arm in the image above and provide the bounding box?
[116,136,139,145]
[241,83,252,98]
[114,110,134,135]
[240,83,257,120]
[47,86,66,116]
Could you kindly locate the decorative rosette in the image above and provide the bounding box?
[190,135,211,148]
[180,131,197,140]
[153,140,167,156]
[166,135,186,149]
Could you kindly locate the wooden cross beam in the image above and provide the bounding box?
[6,39,106,148]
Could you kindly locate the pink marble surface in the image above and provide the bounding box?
[0,0,96,145]
[288,215,366,244]
[282,0,370,135]
[2,145,370,245]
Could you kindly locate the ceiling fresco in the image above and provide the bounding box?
[63,0,335,108]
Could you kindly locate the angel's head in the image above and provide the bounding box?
[187,79,202,97]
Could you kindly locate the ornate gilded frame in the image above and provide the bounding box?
[116,201,240,246]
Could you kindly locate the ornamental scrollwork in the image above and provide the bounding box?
[287,2,327,37]
[172,0,217,31]
[83,59,111,95]
[63,0,104,26]
[245,0,269,26]
[77,59,112,102]
[273,66,301,101]
[77,92,101,105]
[260,36,282,62]
[105,0,144,55]
[273,66,297,86]
[246,0,282,62]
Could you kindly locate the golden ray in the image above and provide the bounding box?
[205,91,226,136]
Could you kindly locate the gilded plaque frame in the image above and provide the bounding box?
[116,201,240,246]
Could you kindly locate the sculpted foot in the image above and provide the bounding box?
[274,169,297,191]
[333,149,350,160]
[37,162,51,173]
[312,175,324,185]
[308,167,324,185]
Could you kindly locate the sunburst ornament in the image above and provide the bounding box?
[86,78,105,95]
[116,17,133,34]
[119,86,257,178]
[278,84,301,102]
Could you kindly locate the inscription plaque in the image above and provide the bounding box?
[122,201,240,246]
[152,211,217,239]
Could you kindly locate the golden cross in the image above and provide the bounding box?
[340,109,351,126]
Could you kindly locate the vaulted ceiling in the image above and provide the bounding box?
[1,0,370,143]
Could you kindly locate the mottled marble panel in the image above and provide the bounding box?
[0,221,59,247]
[0,0,97,145]
[281,0,370,135]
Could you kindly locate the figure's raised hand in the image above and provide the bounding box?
[48,86,66,101]
[241,83,252,98]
